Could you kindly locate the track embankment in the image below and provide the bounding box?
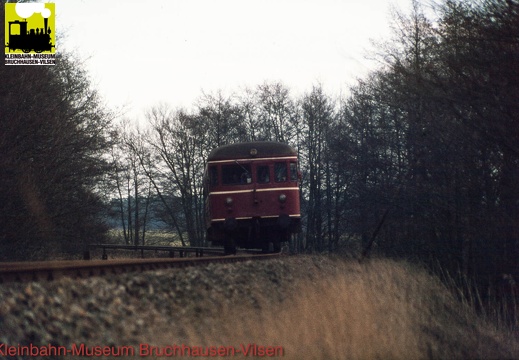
[0,255,517,359]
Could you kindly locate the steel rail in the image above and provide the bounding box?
[0,253,281,283]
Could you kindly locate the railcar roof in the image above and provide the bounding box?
[208,141,297,161]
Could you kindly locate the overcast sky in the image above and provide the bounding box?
[52,0,412,120]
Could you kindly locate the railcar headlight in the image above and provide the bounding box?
[225,197,233,206]
[279,194,287,203]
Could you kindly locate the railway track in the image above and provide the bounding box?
[0,253,281,283]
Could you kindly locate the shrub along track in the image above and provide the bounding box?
[0,253,280,283]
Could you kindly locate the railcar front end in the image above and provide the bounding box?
[204,142,301,254]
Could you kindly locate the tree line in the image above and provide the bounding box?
[0,56,113,259]
[112,0,519,292]
[1,0,518,297]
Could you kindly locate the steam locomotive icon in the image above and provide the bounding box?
[6,18,54,53]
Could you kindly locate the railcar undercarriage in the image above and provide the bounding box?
[208,216,300,254]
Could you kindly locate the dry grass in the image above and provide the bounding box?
[163,258,519,359]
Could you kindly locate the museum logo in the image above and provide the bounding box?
[4,3,56,65]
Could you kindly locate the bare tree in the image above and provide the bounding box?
[256,82,297,143]
[109,120,154,245]
[196,91,247,148]
[299,85,335,252]
[141,105,207,246]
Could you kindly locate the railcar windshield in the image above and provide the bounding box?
[274,162,287,182]
[209,166,218,186]
[222,164,252,185]
[257,165,270,183]
[290,162,298,181]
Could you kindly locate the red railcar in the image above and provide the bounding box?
[204,141,301,254]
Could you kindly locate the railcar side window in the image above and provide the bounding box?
[290,162,298,181]
[274,162,287,182]
[222,164,252,185]
[209,166,218,186]
[257,165,270,183]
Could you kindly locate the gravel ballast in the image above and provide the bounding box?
[0,256,336,352]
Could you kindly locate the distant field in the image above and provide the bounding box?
[107,229,184,247]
